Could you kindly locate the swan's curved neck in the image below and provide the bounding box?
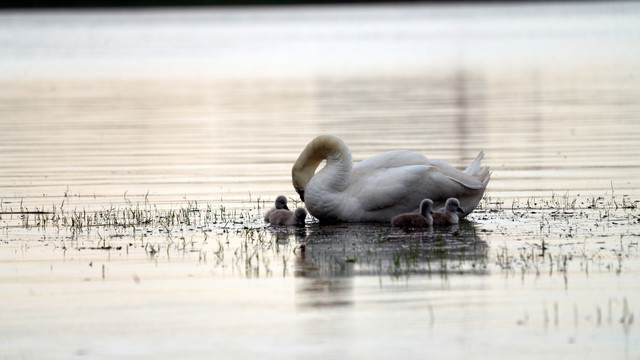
[292,135,353,193]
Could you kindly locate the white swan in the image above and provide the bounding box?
[432,198,464,226]
[292,135,490,222]
[391,199,433,228]
[264,195,289,223]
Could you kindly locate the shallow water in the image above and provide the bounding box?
[1,2,640,359]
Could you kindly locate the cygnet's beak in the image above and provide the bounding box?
[283,204,290,210]
[456,207,464,214]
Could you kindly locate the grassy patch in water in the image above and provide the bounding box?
[1,191,638,279]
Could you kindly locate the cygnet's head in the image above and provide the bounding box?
[445,198,464,214]
[294,208,307,224]
[419,199,434,217]
[275,195,289,210]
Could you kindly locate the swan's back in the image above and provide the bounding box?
[344,155,487,221]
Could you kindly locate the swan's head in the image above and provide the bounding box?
[274,195,289,210]
[419,199,433,217]
[294,207,307,224]
[292,177,307,201]
[445,198,464,214]
[292,135,351,202]
[293,184,305,202]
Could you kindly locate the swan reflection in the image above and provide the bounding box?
[289,221,488,308]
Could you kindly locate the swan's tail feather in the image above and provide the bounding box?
[482,169,492,187]
[456,153,490,218]
[464,151,491,188]
[476,167,491,187]
[464,151,484,175]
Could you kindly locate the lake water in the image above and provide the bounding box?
[1,2,640,359]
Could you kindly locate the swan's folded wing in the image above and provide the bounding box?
[428,159,486,189]
[356,152,485,189]
[347,165,430,211]
[351,163,486,212]
[355,150,428,169]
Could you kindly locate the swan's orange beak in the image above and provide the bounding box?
[295,188,305,202]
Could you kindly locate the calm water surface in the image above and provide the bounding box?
[1,2,640,359]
